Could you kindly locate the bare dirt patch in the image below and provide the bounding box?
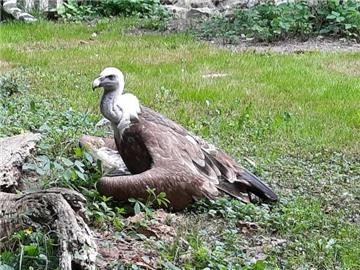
[94,210,180,269]
[0,60,12,72]
[325,58,360,76]
[128,23,360,54]
[213,37,360,54]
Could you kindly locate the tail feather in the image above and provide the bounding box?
[202,149,278,202]
[236,169,278,201]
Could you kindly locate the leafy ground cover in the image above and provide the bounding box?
[0,19,359,269]
[198,0,360,43]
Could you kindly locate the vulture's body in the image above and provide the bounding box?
[93,67,277,210]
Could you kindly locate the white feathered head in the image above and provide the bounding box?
[92,67,125,92]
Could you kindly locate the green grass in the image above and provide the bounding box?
[1,19,360,154]
[1,18,359,269]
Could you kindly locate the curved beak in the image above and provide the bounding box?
[92,77,102,90]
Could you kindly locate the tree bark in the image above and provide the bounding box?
[1,133,98,269]
[0,188,97,270]
[0,132,41,191]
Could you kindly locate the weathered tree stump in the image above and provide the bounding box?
[0,188,97,270]
[0,133,98,270]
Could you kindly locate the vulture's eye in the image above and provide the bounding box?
[108,75,115,80]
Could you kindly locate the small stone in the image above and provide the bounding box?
[202,73,229,79]
[165,5,188,20]
[190,0,215,9]
[160,0,178,4]
[95,118,111,129]
[186,8,215,20]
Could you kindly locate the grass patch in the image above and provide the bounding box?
[0,18,359,269]
[1,19,359,153]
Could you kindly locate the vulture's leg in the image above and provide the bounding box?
[97,167,218,211]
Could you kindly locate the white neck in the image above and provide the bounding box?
[100,88,122,124]
[100,88,141,139]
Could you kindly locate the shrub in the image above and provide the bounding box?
[57,0,170,23]
[0,229,59,270]
[314,0,360,38]
[57,0,97,21]
[0,70,29,97]
[98,0,168,17]
[198,0,360,43]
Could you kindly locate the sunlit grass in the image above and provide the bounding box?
[1,19,359,154]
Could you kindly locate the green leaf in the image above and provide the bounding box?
[0,265,16,270]
[22,163,37,171]
[57,5,66,15]
[53,161,64,170]
[326,14,337,20]
[63,169,72,181]
[30,100,36,112]
[84,152,94,163]
[336,16,345,23]
[61,157,74,166]
[39,123,50,132]
[134,202,141,215]
[74,160,85,172]
[162,262,182,270]
[74,147,83,157]
[36,155,50,163]
[23,244,38,256]
[38,253,48,260]
[36,167,46,176]
[252,260,266,270]
[75,170,86,180]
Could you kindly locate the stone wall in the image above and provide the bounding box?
[17,0,64,12]
[1,0,63,21]
[1,0,353,22]
[6,0,323,13]
[161,0,323,20]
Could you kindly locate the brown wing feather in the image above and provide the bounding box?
[137,106,277,202]
[139,107,218,182]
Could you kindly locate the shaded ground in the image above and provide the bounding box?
[219,37,360,53]
[129,20,360,53]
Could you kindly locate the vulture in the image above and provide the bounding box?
[92,67,277,210]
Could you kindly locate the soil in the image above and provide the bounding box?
[216,37,360,53]
[129,20,360,53]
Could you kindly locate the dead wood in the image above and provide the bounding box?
[0,188,97,270]
[0,132,41,191]
[79,135,129,176]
